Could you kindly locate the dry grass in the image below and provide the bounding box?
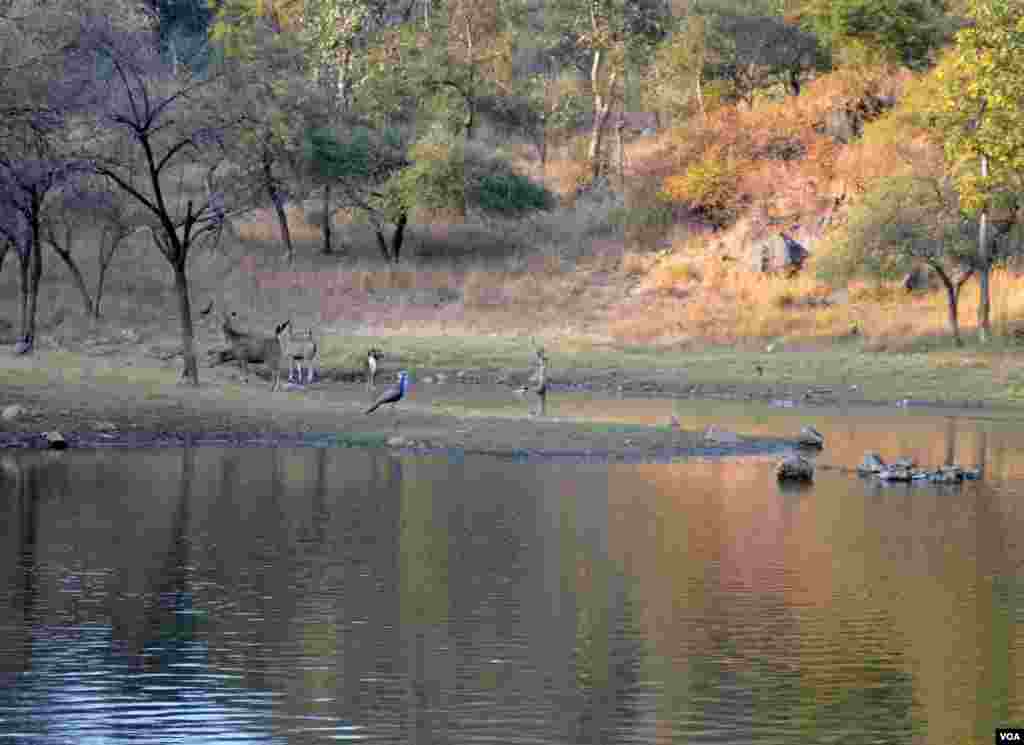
[7,60,1024,369]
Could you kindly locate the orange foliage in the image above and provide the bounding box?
[661,65,915,233]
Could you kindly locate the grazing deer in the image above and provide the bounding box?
[221,312,289,391]
[284,324,319,385]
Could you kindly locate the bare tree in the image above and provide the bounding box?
[43,175,141,319]
[80,20,242,384]
[0,112,85,353]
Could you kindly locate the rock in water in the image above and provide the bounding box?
[43,431,67,450]
[857,452,886,474]
[2,404,26,421]
[776,454,814,482]
[704,425,740,445]
[796,425,824,449]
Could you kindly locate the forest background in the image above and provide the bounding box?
[2,0,1023,391]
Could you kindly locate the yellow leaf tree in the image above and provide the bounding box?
[935,0,1024,342]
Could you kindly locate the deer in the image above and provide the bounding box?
[221,312,289,391]
[284,324,319,385]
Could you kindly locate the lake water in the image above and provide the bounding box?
[2,400,1024,744]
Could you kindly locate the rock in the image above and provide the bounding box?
[822,108,859,143]
[387,436,409,448]
[43,431,67,450]
[2,404,26,421]
[93,421,118,432]
[777,454,814,482]
[434,373,448,384]
[703,425,740,445]
[751,233,809,275]
[878,465,913,482]
[796,425,824,449]
[857,452,886,474]
[422,376,435,384]
[930,466,964,484]
[902,266,933,293]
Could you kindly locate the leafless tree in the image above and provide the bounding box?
[79,19,243,384]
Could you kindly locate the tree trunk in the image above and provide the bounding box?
[586,50,618,184]
[978,263,991,343]
[172,261,199,385]
[978,153,991,343]
[264,152,295,264]
[17,247,29,344]
[50,245,95,318]
[391,213,407,264]
[270,188,295,264]
[321,183,333,255]
[24,209,43,351]
[94,229,118,321]
[375,227,391,262]
[615,112,625,194]
[936,268,962,347]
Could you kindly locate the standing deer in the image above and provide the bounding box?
[284,325,319,385]
[221,312,289,391]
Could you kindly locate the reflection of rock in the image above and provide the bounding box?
[857,452,885,474]
[796,425,824,449]
[878,465,913,482]
[776,454,814,482]
[704,425,740,444]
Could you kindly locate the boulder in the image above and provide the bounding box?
[704,425,740,445]
[752,233,808,275]
[857,452,886,474]
[2,404,26,421]
[903,266,933,293]
[43,431,67,450]
[796,425,824,449]
[877,465,913,482]
[776,454,814,482]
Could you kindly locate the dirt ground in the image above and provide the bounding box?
[0,342,807,461]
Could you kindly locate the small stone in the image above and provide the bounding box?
[2,404,26,421]
[43,431,67,450]
[796,425,824,449]
[704,425,740,444]
[878,465,913,482]
[776,454,814,482]
[422,376,435,384]
[857,452,886,474]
